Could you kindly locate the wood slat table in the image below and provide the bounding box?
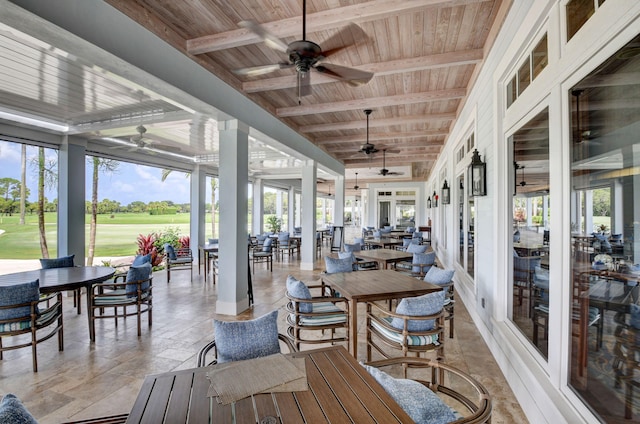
[354,249,413,270]
[321,270,442,358]
[364,237,403,249]
[125,346,413,423]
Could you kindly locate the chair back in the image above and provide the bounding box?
[330,226,344,252]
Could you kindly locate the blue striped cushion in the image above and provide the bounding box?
[291,302,346,326]
[372,318,440,346]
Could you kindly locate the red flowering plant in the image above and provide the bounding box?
[136,233,163,267]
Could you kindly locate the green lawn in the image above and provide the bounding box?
[0,212,202,259]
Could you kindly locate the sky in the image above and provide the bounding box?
[0,140,195,205]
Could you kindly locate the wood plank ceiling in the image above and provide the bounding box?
[105,0,509,185]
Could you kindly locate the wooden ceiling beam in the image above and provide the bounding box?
[299,112,456,133]
[242,50,483,93]
[277,88,466,117]
[316,130,449,144]
[186,0,489,54]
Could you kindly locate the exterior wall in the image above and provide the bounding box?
[429,1,640,422]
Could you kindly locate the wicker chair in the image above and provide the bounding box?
[0,287,63,372]
[365,356,492,423]
[285,281,349,350]
[366,291,445,372]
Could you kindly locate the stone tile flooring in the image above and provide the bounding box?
[0,242,528,423]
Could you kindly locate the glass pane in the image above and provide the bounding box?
[457,174,465,269]
[517,57,531,96]
[566,0,595,41]
[507,75,517,108]
[532,34,548,79]
[395,200,415,229]
[510,107,550,359]
[569,34,640,421]
[468,194,475,278]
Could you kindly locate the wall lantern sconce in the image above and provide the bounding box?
[427,196,432,208]
[469,148,487,196]
[433,191,438,207]
[441,180,450,205]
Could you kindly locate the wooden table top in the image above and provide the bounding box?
[0,266,115,292]
[355,249,413,264]
[364,237,403,248]
[321,269,441,302]
[125,346,413,423]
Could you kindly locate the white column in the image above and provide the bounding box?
[543,195,549,229]
[190,164,206,274]
[217,119,250,315]
[334,176,345,227]
[300,162,317,270]
[288,186,295,233]
[276,190,283,224]
[58,136,86,264]
[613,179,623,234]
[585,190,594,234]
[526,198,533,228]
[571,191,581,233]
[252,179,263,235]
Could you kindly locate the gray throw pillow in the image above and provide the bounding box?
[424,267,454,285]
[324,256,353,273]
[126,263,152,297]
[132,253,151,266]
[406,244,427,254]
[213,310,280,363]
[0,394,38,424]
[391,291,445,332]
[0,280,39,321]
[39,254,74,269]
[362,365,457,424]
[164,244,177,260]
[286,275,312,313]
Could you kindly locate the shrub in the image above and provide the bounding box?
[136,233,163,267]
[178,235,190,248]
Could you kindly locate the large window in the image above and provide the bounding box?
[509,107,550,359]
[456,133,476,279]
[568,34,640,421]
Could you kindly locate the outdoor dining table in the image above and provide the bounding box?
[0,266,116,339]
[125,345,413,423]
[364,237,403,249]
[320,269,442,359]
[198,243,219,282]
[354,248,413,270]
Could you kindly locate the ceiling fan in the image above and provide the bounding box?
[351,172,369,190]
[233,0,374,102]
[378,149,402,176]
[129,125,155,149]
[359,109,378,155]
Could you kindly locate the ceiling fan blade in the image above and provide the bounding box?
[314,63,373,85]
[233,63,292,77]
[321,23,370,58]
[238,20,289,53]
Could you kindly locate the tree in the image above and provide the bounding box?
[87,157,119,265]
[19,144,26,225]
[210,177,218,237]
[33,148,57,258]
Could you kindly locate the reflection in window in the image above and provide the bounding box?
[509,108,550,359]
[569,34,640,421]
[566,0,595,41]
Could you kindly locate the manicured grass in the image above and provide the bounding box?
[0,212,210,259]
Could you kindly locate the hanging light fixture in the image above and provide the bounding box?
[441,180,450,205]
[427,196,432,209]
[433,191,438,207]
[468,148,486,196]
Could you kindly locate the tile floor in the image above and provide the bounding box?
[0,244,528,423]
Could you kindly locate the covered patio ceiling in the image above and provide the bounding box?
[0,0,510,194]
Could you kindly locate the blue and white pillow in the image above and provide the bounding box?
[362,365,457,424]
[0,394,38,424]
[39,254,74,269]
[132,253,151,266]
[213,310,280,363]
[286,275,312,313]
[406,244,427,254]
[424,267,454,285]
[391,291,445,332]
[0,280,40,322]
[126,263,152,297]
[324,256,353,273]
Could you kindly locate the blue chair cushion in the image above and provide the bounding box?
[412,252,436,274]
[406,244,427,254]
[391,291,445,332]
[0,280,39,321]
[424,267,454,285]
[286,275,312,313]
[39,254,74,269]
[126,263,152,297]
[362,365,456,424]
[164,244,177,260]
[324,256,353,273]
[213,310,280,363]
[0,394,38,424]
[344,243,361,252]
[132,254,151,266]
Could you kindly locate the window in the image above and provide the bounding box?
[566,0,595,41]
[568,34,639,421]
[506,33,548,108]
[455,132,476,279]
[509,107,550,359]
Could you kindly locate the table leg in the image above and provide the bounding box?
[204,251,209,282]
[349,299,358,359]
[85,284,94,341]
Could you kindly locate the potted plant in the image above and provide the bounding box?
[266,216,282,233]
